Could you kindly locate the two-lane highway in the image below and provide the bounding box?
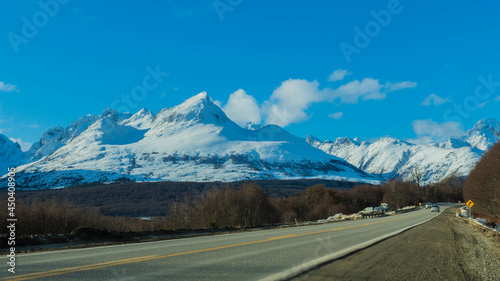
[1,207,446,280]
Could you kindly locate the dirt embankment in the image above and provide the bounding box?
[293,208,500,281]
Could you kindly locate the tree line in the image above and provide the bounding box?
[463,141,500,223]
[1,175,466,237]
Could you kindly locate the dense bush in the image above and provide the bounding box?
[14,179,356,217]
[0,199,175,237]
[463,142,500,222]
[169,183,280,228]
[381,180,417,209]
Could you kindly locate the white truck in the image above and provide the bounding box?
[359,203,389,218]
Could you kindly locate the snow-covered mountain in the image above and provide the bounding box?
[25,109,132,161]
[0,134,24,173]
[3,92,378,189]
[459,118,499,151]
[307,119,499,185]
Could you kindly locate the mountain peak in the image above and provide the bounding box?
[245,122,263,131]
[121,108,154,129]
[0,134,22,151]
[176,91,217,110]
[0,134,25,170]
[136,108,152,115]
[154,92,230,126]
[334,137,359,146]
[184,91,211,104]
[195,91,209,99]
[306,135,322,145]
[461,118,499,151]
[472,118,499,131]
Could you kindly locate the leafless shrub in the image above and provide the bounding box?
[464,142,500,222]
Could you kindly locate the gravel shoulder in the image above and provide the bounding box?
[292,207,500,281]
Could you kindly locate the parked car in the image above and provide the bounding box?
[431,204,440,212]
[359,207,374,214]
[380,203,389,212]
[359,207,375,214]
[425,202,432,209]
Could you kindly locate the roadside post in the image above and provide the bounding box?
[466,200,474,218]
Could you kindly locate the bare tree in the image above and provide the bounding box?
[464,141,500,221]
[411,166,423,200]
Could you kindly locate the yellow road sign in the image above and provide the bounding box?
[466,200,474,208]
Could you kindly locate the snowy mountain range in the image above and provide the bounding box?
[0,134,24,174]
[307,119,499,185]
[1,92,377,189]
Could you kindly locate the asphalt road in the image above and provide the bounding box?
[1,207,445,281]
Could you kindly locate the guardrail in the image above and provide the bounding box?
[395,207,418,214]
[361,212,384,218]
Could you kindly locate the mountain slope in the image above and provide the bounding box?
[307,119,499,185]
[459,118,499,151]
[0,134,24,173]
[6,92,379,189]
[25,109,132,161]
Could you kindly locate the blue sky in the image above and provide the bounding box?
[1,0,500,150]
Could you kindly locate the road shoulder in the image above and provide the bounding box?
[291,208,500,281]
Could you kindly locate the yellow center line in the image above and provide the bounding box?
[4,212,425,280]
[3,255,158,281]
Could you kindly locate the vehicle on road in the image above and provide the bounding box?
[359,206,385,218]
[431,204,440,212]
[425,202,432,209]
[380,203,389,212]
[359,207,375,214]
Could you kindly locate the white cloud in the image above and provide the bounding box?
[328,112,343,120]
[385,81,418,92]
[328,69,352,82]
[478,101,489,109]
[0,128,12,134]
[220,75,417,128]
[330,79,416,104]
[421,93,451,106]
[495,96,500,102]
[222,89,261,126]
[264,79,324,127]
[9,138,32,152]
[213,100,223,108]
[0,82,19,93]
[332,78,383,103]
[407,136,435,145]
[411,119,464,143]
[29,124,39,129]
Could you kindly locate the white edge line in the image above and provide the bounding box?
[260,209,446,281]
